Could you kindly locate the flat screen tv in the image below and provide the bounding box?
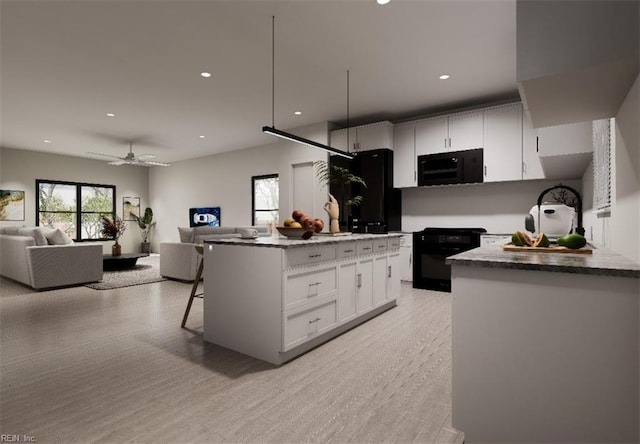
[189,207,221,227]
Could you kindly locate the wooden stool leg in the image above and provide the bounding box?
[181,257,204,328]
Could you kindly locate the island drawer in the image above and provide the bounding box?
[283,299,337,351]
[337,241,357,259]
[357,241,374,256]
[285,244,336,268]
[373,239,388,254]
[388,237,401,251]
[284,266,337,309]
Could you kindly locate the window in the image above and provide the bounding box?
[36,180,115,241]
[252,174,279,225]
[592,119,612,214]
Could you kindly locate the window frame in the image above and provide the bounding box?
[251,173,279,226]
[35,179,116,242]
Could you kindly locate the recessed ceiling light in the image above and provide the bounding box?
[199,135,205,139]
[377,0,390,4]
[106,113,115,117]
[294,111,302,116]
[200,72,212,78]
[439,74,450,80]
[43,139,52,143]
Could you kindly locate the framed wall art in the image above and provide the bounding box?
[0,190,25,221]
[189,207,220,227]
[123,197,140,221]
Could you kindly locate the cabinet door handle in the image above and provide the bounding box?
[357,273,362,288]
[444,137,447,149]
[388,265,392,278]
[522,162,526,174]
[308,253,321,258]
[308,317,321,324]
[448,137,451,148]
[409,253,412,265]
[343,249,354,253]
[484,165,487,176]
[536,136,539,153]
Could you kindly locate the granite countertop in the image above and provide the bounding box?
[204,232,403,249]
[446,244,640,278]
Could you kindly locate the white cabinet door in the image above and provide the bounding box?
[415,116,448,156]
[537,121,593,156]
[483,103,523,182]
[387,252,401,300]
[372,255,388,307]
[400,234,413,282]
[356,121,393,152]
[448,110,484,151]
[330,127,357,153]
[522,111,545,180]
[393,123,416,187]
[337,261,357,323]
[356,258,373,313]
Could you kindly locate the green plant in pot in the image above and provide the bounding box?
[101,214,127,256]
[131,207,156,254]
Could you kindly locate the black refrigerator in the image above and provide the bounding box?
[329,148,401,233]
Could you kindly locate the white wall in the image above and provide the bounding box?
[583,74,640,262]
[402,178,581,234]
[149,122,328,251]
[0,148,149,254]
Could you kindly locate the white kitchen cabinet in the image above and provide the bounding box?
[415,111,483,156]
[393,122,417,187]
[522,111,545,180]
[330,121,393,153]
[536,120,593,157]
[387,252,401,300]
[400,234,413,282]
[448,110,484,151]
[415,116,448,156]
[483,103,523,182]
[204,235,401,365]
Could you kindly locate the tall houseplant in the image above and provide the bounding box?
[131,207,156,253]
[314,160,366,231]
[101,215,127,256]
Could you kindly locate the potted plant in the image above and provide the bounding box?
[131,207,156,254]
[314,160,366,231]
[101,214,127,256]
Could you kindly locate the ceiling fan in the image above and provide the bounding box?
[87,142,170,167]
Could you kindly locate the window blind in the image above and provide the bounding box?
[592,119,612,212]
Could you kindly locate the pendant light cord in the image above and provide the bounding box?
[271,15,275,128]
[346,69,350,152]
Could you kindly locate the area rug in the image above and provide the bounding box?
[85,254,166,290]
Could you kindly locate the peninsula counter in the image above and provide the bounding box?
[447,245,640,443]
[203,233,402,365]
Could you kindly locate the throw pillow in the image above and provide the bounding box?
[17,227,48,246]
[177,227,195,243]
[46,228,74,245]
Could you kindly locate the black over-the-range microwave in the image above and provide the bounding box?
[417,148,484,186]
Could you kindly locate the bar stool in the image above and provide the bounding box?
[181,244,204,328]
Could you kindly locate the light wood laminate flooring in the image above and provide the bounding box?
[1,275,463,444]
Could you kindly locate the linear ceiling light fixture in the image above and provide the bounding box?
[261,16,354,160]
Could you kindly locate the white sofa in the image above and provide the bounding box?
[0,226,103,290]
[160,226,268,281]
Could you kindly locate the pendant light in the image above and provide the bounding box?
[261,16,354,160]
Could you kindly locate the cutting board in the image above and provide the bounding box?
[502,243,593,254]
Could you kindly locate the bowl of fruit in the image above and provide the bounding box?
[277,210,324,239]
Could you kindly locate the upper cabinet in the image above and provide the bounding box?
[522,111,545,180]
[482,103,523,183]
[393,122,417,188]
[330,121,393,154]
[415,111,483,156]
[535,120,593,180]
[517,0,638,127]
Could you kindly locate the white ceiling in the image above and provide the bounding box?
[0,0,519,165]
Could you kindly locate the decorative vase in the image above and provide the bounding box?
[141,242,150,254]
[112,241,121,257]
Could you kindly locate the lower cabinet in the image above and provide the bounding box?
[204,236,401,365]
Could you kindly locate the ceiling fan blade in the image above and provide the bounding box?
[87,151,122,160]
[134,153,157,160]
[141,160,170,167]
[108,160,127,165]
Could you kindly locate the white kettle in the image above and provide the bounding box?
[525,203,576,237]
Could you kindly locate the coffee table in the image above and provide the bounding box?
[103,253,149,271]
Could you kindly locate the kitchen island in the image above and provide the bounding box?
[203,233,402,365]
[447,245,640,444]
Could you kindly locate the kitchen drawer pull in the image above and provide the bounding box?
[308,281,321,287]
[308,317,321,324]
[308,253,321,258]
[343,249,354,253]
[362,247,371,251]
[378,245,386,249]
